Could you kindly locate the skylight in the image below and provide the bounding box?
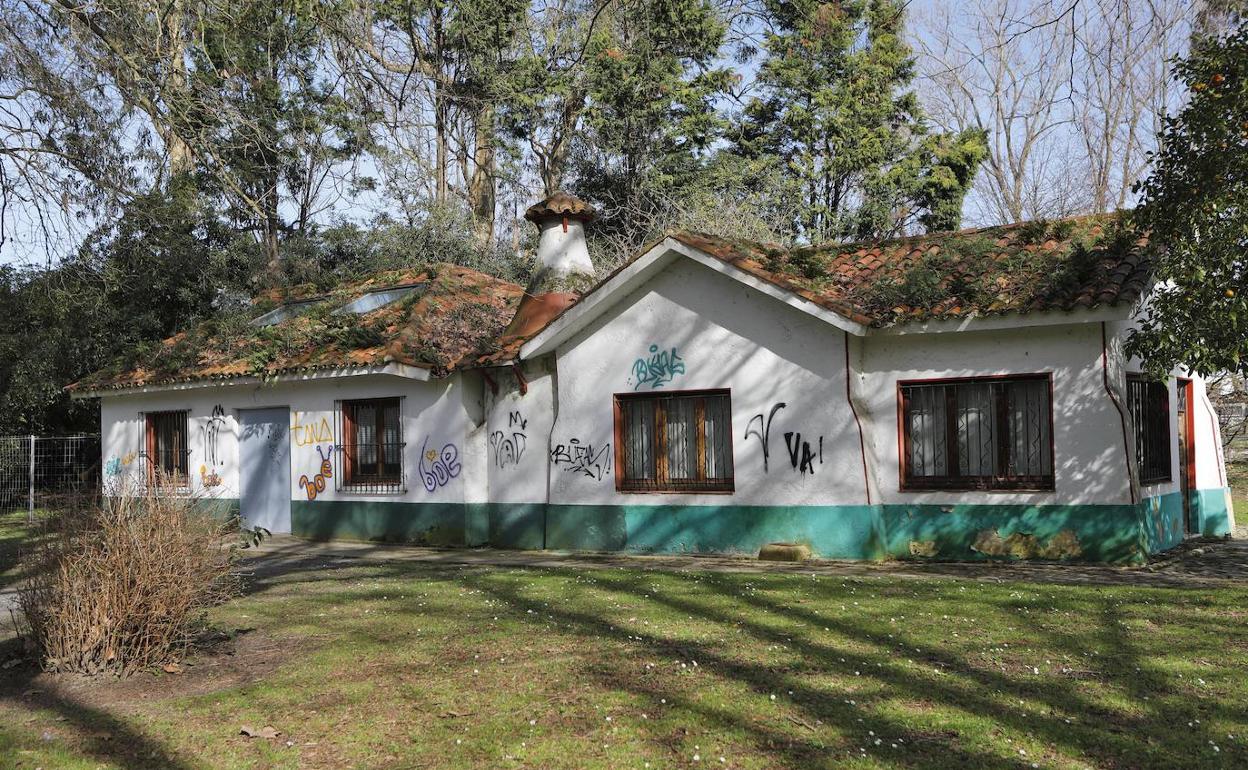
[332,284,423,316]
[250,298,323,327]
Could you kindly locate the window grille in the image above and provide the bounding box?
[1127,376,1172,484]
[615,390,734,493]
[336,397,405,493]
[143,410,190,485]
[900,375,1053,491]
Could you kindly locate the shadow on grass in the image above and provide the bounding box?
[0,636,200,770]
[4,548,1246,769]
[236,552,1247,768]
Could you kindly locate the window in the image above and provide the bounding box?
[145,410,189,482]
[250,298,323,327]
[899,375,1053,491]
[333,285,423,315]
[339,398,404,491]
[614,390,734,493]
[1127,375,1171,484]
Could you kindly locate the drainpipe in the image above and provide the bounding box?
[543,357,559,551]
[1101,322,1138,505]
[843,331,872,504]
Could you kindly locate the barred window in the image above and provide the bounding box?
[900,375,1053,491]
[144,410,189,481]
[615,390,733,493]
[340,398,403,491]
[1127,376,1171,485]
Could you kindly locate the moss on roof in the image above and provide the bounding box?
[673,213,1151,326]
[71,263,525,392]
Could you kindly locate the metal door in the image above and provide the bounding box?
[239,408,291,534]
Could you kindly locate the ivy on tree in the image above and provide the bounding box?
[1127,23,1248,376]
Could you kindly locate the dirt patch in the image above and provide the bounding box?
[0,627,304,715]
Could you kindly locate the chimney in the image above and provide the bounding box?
[501,192,597,341]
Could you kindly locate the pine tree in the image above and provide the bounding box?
[738,0,984,242]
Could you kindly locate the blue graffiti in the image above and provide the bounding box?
[419,437,462,492]
[630,344,686,390]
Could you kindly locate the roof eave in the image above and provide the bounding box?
[69,361,433,399]
[866,302,1140,336]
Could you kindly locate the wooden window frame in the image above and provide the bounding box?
[613,389,735,494]
[897,373,1055,492]
[1126,374,1172,485]
[143,409,190,485]
[338,397,404,491]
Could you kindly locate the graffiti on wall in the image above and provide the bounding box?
[744,402,823,475]
[629,344,686,390]
[419,437,462,492]
[291,412,334,447]
[551,438,613,481]
[104,451,138,477]
[298,446,334,500]
[198,405,226,487]
[784,432,824,476]
[199,465,222,488]
[743,402,787,472]
[489,411,528,468]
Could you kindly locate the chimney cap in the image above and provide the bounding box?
[524,191,596,224]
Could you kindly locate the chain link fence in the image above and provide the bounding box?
[0,435,101,521]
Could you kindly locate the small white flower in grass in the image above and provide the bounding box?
[529,720,536,726]
[769,694,776,701]
[693,754,701,762]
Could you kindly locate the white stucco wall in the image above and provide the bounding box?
[548,257,867,508]
[857,322,1133,506]
[1110,318,1231,502]
[481,360,556,506]
[99,372,473,507]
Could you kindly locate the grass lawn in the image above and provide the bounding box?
[1229,462,1247,525]
[0,508,42,590]
[3,556,1248,769]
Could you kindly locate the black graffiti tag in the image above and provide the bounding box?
[743,402,787,472]
[550,438,612,481]
[783,432,824,475]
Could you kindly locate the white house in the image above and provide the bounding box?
[71,193,1235,563]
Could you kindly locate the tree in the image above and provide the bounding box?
[1126,22,1248,376]
[738,0,984,242]
[566,0,732,239]
[915,0,1188,226]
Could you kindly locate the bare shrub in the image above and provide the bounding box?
[15,478,240,675]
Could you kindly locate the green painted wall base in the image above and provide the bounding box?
[284,487,1235,564]
[194,497,240,521]
[292,500,469,546]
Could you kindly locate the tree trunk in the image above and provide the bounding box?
[468,103,496,242]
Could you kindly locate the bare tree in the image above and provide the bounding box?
[915,0,1081,224]
[1071,0,1189,213]
[1208,373,1248,462]
[915,0,1190,226]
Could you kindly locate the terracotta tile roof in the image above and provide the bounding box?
[671,213,1150,327]
[70,264,526,393]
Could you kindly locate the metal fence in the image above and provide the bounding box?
[0,435,101,521]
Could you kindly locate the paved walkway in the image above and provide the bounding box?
[241,533,1248,589]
